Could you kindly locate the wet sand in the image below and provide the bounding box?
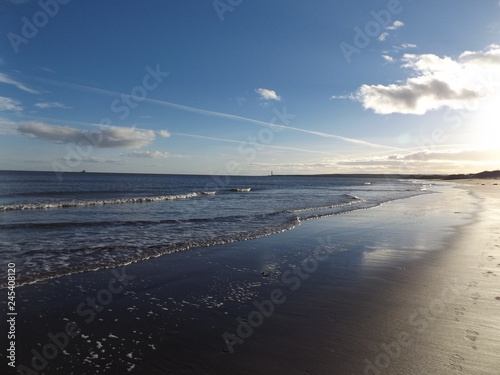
[2,181,499,374]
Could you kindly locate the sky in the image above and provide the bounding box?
[0,0,499,175]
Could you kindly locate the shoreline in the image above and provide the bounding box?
[2,180,499,374]
[0,179,420,290]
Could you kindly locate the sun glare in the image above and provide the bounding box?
[471,94,500,150]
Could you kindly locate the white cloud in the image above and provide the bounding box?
[98,126,155,148]
[378,32,389,42]
[34,102,71,109]
[459,44,500,65]
[380,43,416,57]
[255,88,281,101]
[382,55,395,63]
[0,96,22,112]
[157,130,171,138]
[355,44,500,114]
[126,150,185,159]
[330,94,355,100]
[400,43,417,49]
[378,21,404,42]
[17,122,155,148]
[387,20,404,30]
[0,73,39,94]
[357,80,481,115]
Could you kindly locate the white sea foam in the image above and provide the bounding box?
[200,191,217,195]
[0,192,200,211]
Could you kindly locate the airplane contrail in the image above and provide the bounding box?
[31,76,402,150]
[171,132,340,155]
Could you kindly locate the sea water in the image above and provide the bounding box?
[0,171,429,286]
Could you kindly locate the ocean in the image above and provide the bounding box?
[0,171,430,287]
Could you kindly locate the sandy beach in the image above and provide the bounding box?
[2,180,499,375]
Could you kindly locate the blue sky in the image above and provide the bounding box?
[0,0,499,175]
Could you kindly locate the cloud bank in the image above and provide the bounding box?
[388,149,500,162]
[338,149,500,171]
[17,122,155,148]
